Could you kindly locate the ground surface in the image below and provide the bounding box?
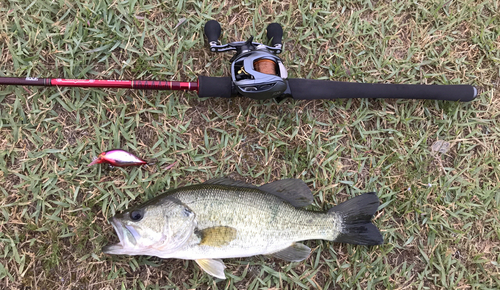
[0,0,499,289]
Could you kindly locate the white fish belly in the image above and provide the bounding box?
[171,241,295,260]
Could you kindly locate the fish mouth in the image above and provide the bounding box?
[102,217,138,254]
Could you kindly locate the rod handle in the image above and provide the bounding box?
[287,79,477,102]
[197,76,234,98]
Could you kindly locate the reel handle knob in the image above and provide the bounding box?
[266,23,283,47]
[204,20,221,44]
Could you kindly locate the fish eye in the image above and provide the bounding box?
[130,210,144,221]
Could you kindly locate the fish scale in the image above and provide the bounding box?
[162,184,339,260]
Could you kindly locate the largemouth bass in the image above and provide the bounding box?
[103,178,383,279]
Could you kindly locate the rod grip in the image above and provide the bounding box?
[197,76,234,98]
[204,20,221,43]
[287,79,477,102]
[266,23,283,47]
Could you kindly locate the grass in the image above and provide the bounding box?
[0,0,499,289]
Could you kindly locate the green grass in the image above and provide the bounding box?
[1,0,499,289]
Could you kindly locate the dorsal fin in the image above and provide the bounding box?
[259,179,314,207]
[203,177,258,189]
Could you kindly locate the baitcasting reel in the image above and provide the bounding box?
[204,20,290,100]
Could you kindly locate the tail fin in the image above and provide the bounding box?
[328,192,383,245]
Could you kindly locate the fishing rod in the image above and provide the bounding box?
[0,20,477,102]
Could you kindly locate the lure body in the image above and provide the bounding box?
[88,149,148,167]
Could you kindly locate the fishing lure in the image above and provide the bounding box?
[88,149,148,167]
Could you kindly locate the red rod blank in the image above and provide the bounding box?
[0,77,199,92]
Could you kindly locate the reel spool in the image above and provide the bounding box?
[254,59,277,75]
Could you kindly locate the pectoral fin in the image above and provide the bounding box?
[198,226,237,247]
[195,259,226,279]
[271,243,311,262]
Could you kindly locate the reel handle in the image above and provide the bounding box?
[266,23,283,47]
[204,20,221,44]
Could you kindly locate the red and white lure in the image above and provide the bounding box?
[88,149,148,167]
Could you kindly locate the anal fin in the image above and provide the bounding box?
[195,259,226,279]
[271,243,311,262]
